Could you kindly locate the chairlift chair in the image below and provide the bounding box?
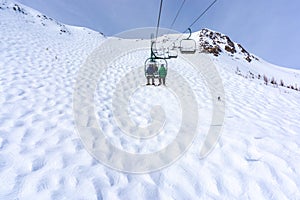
[166,47,178,58]
[180,28,196,54]
[144,58,168,78]
[171,42,177,50]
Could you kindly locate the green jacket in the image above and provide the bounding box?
[158,66,167,78]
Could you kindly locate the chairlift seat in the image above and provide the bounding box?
[180,39,196,54]
[144,58,168,79]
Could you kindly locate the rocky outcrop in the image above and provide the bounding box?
[198,29,258,62]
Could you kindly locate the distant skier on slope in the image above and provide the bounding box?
[158,64,167,86]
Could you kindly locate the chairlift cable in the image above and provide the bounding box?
[185,0,217,32]
[155,0,164,40]
[166,0,218,49]
[169,0,187,30]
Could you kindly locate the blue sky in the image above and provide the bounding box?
[17,0,300,69]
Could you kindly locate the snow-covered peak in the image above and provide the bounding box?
[190,28,300,92]
[0,0,26,14]
[196,28,258,63]
[0,0,104,36]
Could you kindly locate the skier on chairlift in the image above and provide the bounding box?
[158,64,167,86]
[146,63,157,86]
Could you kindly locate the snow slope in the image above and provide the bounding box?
[1,0,300,199]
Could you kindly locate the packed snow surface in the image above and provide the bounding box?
[1,0,300,199]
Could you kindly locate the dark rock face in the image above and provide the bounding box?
[198,29,258,62]
[199,40,222,56]
[225,45,236,54]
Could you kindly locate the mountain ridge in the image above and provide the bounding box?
[1,0,300,92]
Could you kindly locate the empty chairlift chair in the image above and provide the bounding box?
[166,47,178,59]
[180,28,196,54]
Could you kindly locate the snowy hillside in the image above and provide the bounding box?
[190,28,300,91]
[1,0,300,199]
